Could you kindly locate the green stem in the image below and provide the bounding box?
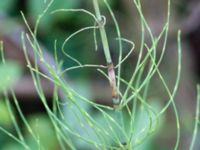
[0,41,5,63]
[93,0,120,107]
[92,0,112,64]
[189,84,200,150]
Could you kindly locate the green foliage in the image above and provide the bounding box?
[1,0,199,150]
[27,0,81,30]
[134,101,164,150]
[0,0,16,12]
[0,100,12,127]
[2,143,24,150]
[25,115,58,150]
[0,62,22,92]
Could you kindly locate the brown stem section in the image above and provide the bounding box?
[107,62,119,108]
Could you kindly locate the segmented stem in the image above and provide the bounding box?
[92,0,119,107]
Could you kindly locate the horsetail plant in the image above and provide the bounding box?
[0,41,5,64]
[92,0,119,108]
[0,0,200,150]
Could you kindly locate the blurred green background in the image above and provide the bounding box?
[0,0,200,149]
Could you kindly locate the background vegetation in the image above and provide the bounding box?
[0,0,200,149]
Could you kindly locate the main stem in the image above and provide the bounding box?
[92,0,119,108]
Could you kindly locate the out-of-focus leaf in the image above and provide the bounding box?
[0,62,22,92]
[25,115,58,150]
[63,80,126,149]
[27,0,81,29]
[98,0,115,8]
[134,100,165,150]
[0,100,12,127]
[63,80,94,149]
[2,143,24,150]
[0,0,17,12]
[0,100,16,149]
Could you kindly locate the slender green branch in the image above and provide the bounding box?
[0,41,5,64]
[189,84,200,150]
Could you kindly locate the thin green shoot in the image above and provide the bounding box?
[189,84,200,150]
